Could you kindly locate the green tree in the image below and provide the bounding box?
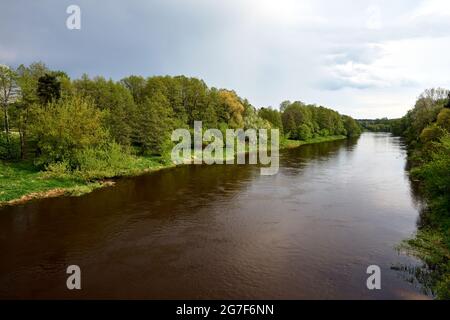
[445,93,450,109]
[37,73,61,104]
[73,76,137,146]
[343,115,361,137]
[217,90,245,128]
[297,124,312,140]
[15,62,49,159]
[135,92,174,155]
[31,96,107,166]
[436,108,450,131]
[259,107,283,132]
[120,75,146,104]
[0,65,18,136]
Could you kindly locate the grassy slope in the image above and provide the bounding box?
[0,135,346,206]
[0,156,170,206]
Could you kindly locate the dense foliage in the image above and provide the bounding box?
[1,62,360,183]
[264,101,361,140]
[1,63,359,163]
[395,88,450,299]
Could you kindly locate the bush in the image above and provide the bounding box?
[437,108,450,131]
[297,124,312,140]
[319,128,330,137]
[31,96,108,167]
[42,161,72,180]
[0,132,21,160]
[73,142,136,181]
[420,125,444,144]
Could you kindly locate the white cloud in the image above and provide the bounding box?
[410,0,450,19]
[366,5,382,30]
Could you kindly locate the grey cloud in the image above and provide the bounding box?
[0,0,449,117]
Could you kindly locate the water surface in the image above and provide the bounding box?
[0,133,428,299]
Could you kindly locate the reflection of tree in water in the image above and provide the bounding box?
[0,162,258,287]
[280,138,356,170]
[127,163,258,215]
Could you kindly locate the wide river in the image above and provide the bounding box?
[0,132,429,299]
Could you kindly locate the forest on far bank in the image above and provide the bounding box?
[0,62,361,181]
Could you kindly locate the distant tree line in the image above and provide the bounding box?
[357,118,399,132]
[260,101,361,140]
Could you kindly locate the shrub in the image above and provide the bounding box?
[31,96,108,167]
[297,124,312,140]
[0,132,21,160]
[42,160,72,180]
[420,125,444,144]
[437,108,450,131]
[73,142,136,181]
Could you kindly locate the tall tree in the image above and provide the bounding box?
[0,65,18,136]
[15,62,49,159]
[37,73,61,104]
[445,92,450,109]
[135,92,174,155]
[218,90,244,128]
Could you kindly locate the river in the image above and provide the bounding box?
[0,132,429,299]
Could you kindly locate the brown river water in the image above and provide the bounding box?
[0,132,429,299]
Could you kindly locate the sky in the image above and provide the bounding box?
[1,0,450,118]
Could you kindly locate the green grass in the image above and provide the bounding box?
[281,135,347,149]
[399,228,450,299]
[0,161,82,203]
[0,156,170,205]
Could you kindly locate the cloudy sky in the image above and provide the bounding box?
[1,0,450,118]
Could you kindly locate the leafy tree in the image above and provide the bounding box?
[31,96,107,166]
[420,125,444,144]
[14,63,49,159]
[0,65,18,136]
[244,105,271,130]
[135,92,174,155]
[445,93,450,109]
[297,124,312,140]
[37,73,61,104]
[120,75,146,104]
[259,107,283,132]
[343,115,361,137]
[73,76,137,146]
[218,90,244,128]
[436,108,450,131]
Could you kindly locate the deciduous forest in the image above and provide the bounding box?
[0,62,360,203]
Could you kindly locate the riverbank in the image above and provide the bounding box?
[399,141,450,299]
[0,135,346,207]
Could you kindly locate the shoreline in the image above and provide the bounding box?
[0,135,346,207]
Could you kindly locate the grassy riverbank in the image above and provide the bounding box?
[281,135,346,149]
[0,135,346,206]
[0,156,172,206]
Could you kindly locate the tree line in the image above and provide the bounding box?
[357,118,398,132]
[393,87,450,299]
[1,62,360,172]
